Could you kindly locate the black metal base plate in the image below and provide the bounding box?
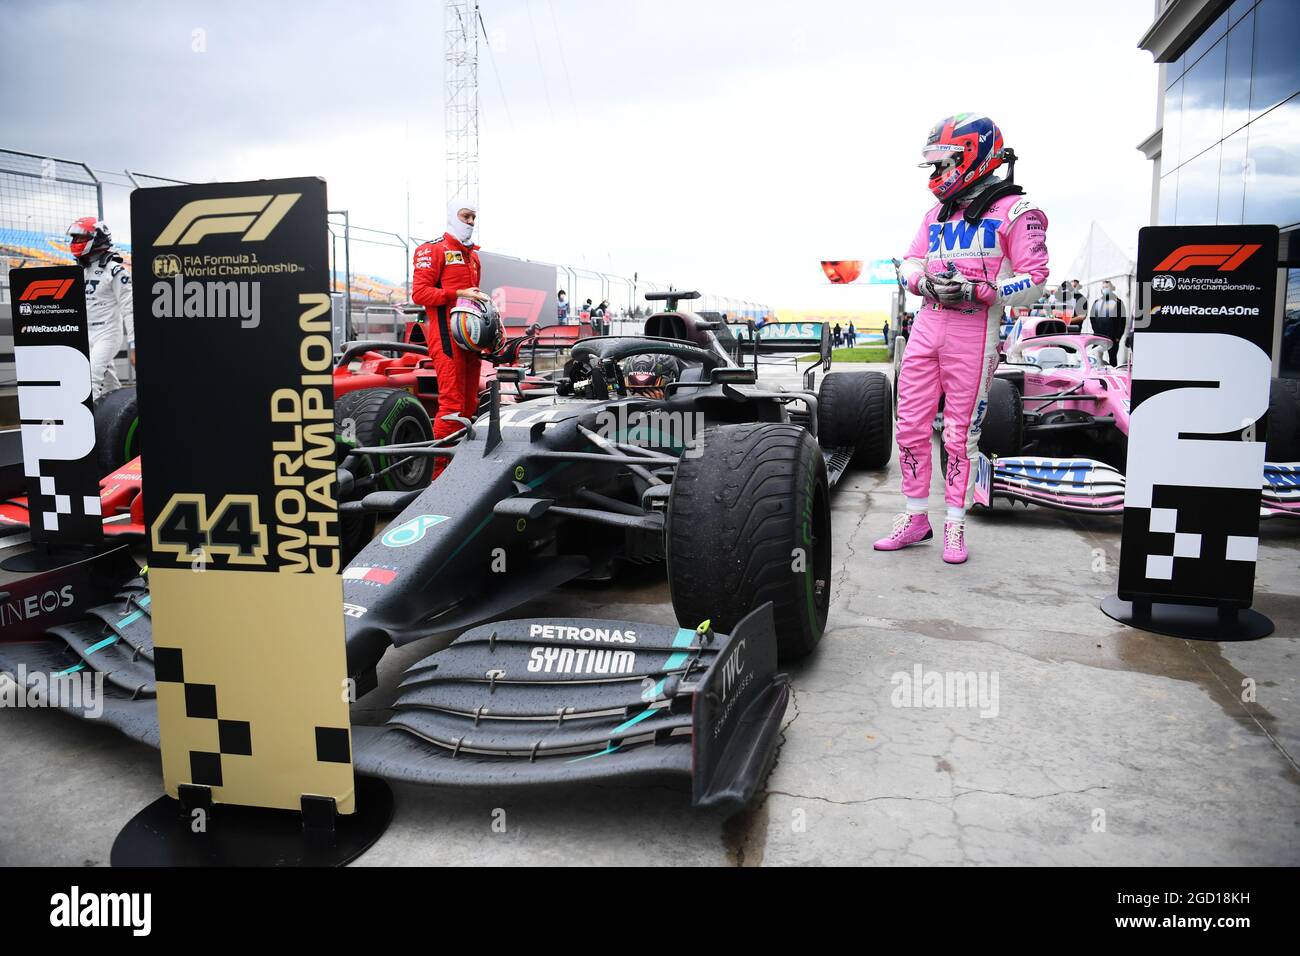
[1101,595,1274,642]
[0,545,104,573]
[110,775,394,867]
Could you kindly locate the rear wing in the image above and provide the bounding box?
[729,321,832,373]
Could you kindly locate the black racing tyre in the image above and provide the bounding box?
[668,423,830,661]
[335,386,434,492]
[92,386,141,474]
[339,510,377,566]
[1266,377,1300,462]
[817,371,893,469]
[977,377,1023,459]
[891,336,906,413]
[332,393,382,565]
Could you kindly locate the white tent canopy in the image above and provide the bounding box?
[1063,221,1137,310]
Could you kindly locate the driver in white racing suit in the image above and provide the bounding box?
[67,217,134,399]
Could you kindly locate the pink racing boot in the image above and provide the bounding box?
[942,519,968,564]
[874,512,933,551]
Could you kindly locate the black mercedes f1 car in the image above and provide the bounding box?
[0,293,893,807]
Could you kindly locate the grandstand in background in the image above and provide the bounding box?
[0,146,775,405]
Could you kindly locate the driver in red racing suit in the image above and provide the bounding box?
[412,200,491,474]
[874,114,1049,564]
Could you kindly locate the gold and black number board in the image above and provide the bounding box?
[131,178,355,813]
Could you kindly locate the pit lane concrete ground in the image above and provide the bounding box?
[1,362,1297,866]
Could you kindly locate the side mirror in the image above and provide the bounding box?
[710,367,757,384]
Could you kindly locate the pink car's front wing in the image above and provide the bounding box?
[973,455,1299,519]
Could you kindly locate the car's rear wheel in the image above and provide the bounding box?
[335,386,434,492]
[667,423,830,661]
[92,386,140,474]
[1267,377,1300,461]
[817,371,892,468]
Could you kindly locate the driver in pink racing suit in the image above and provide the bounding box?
[875,113,1050,563]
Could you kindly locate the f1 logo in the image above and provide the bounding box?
[1153,244,1260,272]
[154,194,301,246]
[19,278,74,301]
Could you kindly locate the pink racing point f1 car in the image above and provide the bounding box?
[969,316,1300,519]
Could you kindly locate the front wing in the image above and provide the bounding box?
[973,454,1299,519]
[0,597,789,810]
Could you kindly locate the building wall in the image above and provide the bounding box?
[1155,0,1298,230]
[1143,0,1299,378]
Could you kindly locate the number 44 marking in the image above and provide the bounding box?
[152,493,270,566]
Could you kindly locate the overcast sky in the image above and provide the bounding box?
[2,0,1158,311]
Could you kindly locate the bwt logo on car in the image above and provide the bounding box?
[526,646,637,675]
[154,193,300,246]
[49,886,151,936]
[151,275,261,329]
[1002,459,1093,486]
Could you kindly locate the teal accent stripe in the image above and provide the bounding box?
[431,512,493,579]
[117,610,144,629]
[526,461,572,489]
[663,627,696,669]
[84,635,118,655]
[567,743,621,763]
[54,594,151,676]
[610,707,658,735]
[422,461,574,589]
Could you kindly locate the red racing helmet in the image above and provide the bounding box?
[67,216,112,262]
[919,114,1005,202]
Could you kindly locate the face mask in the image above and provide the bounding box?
[447,200,476,244]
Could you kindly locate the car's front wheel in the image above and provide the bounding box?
[335,386,434,492]
[92,386,141,474]
[977,377,1023,459]
[667,423,830,661]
